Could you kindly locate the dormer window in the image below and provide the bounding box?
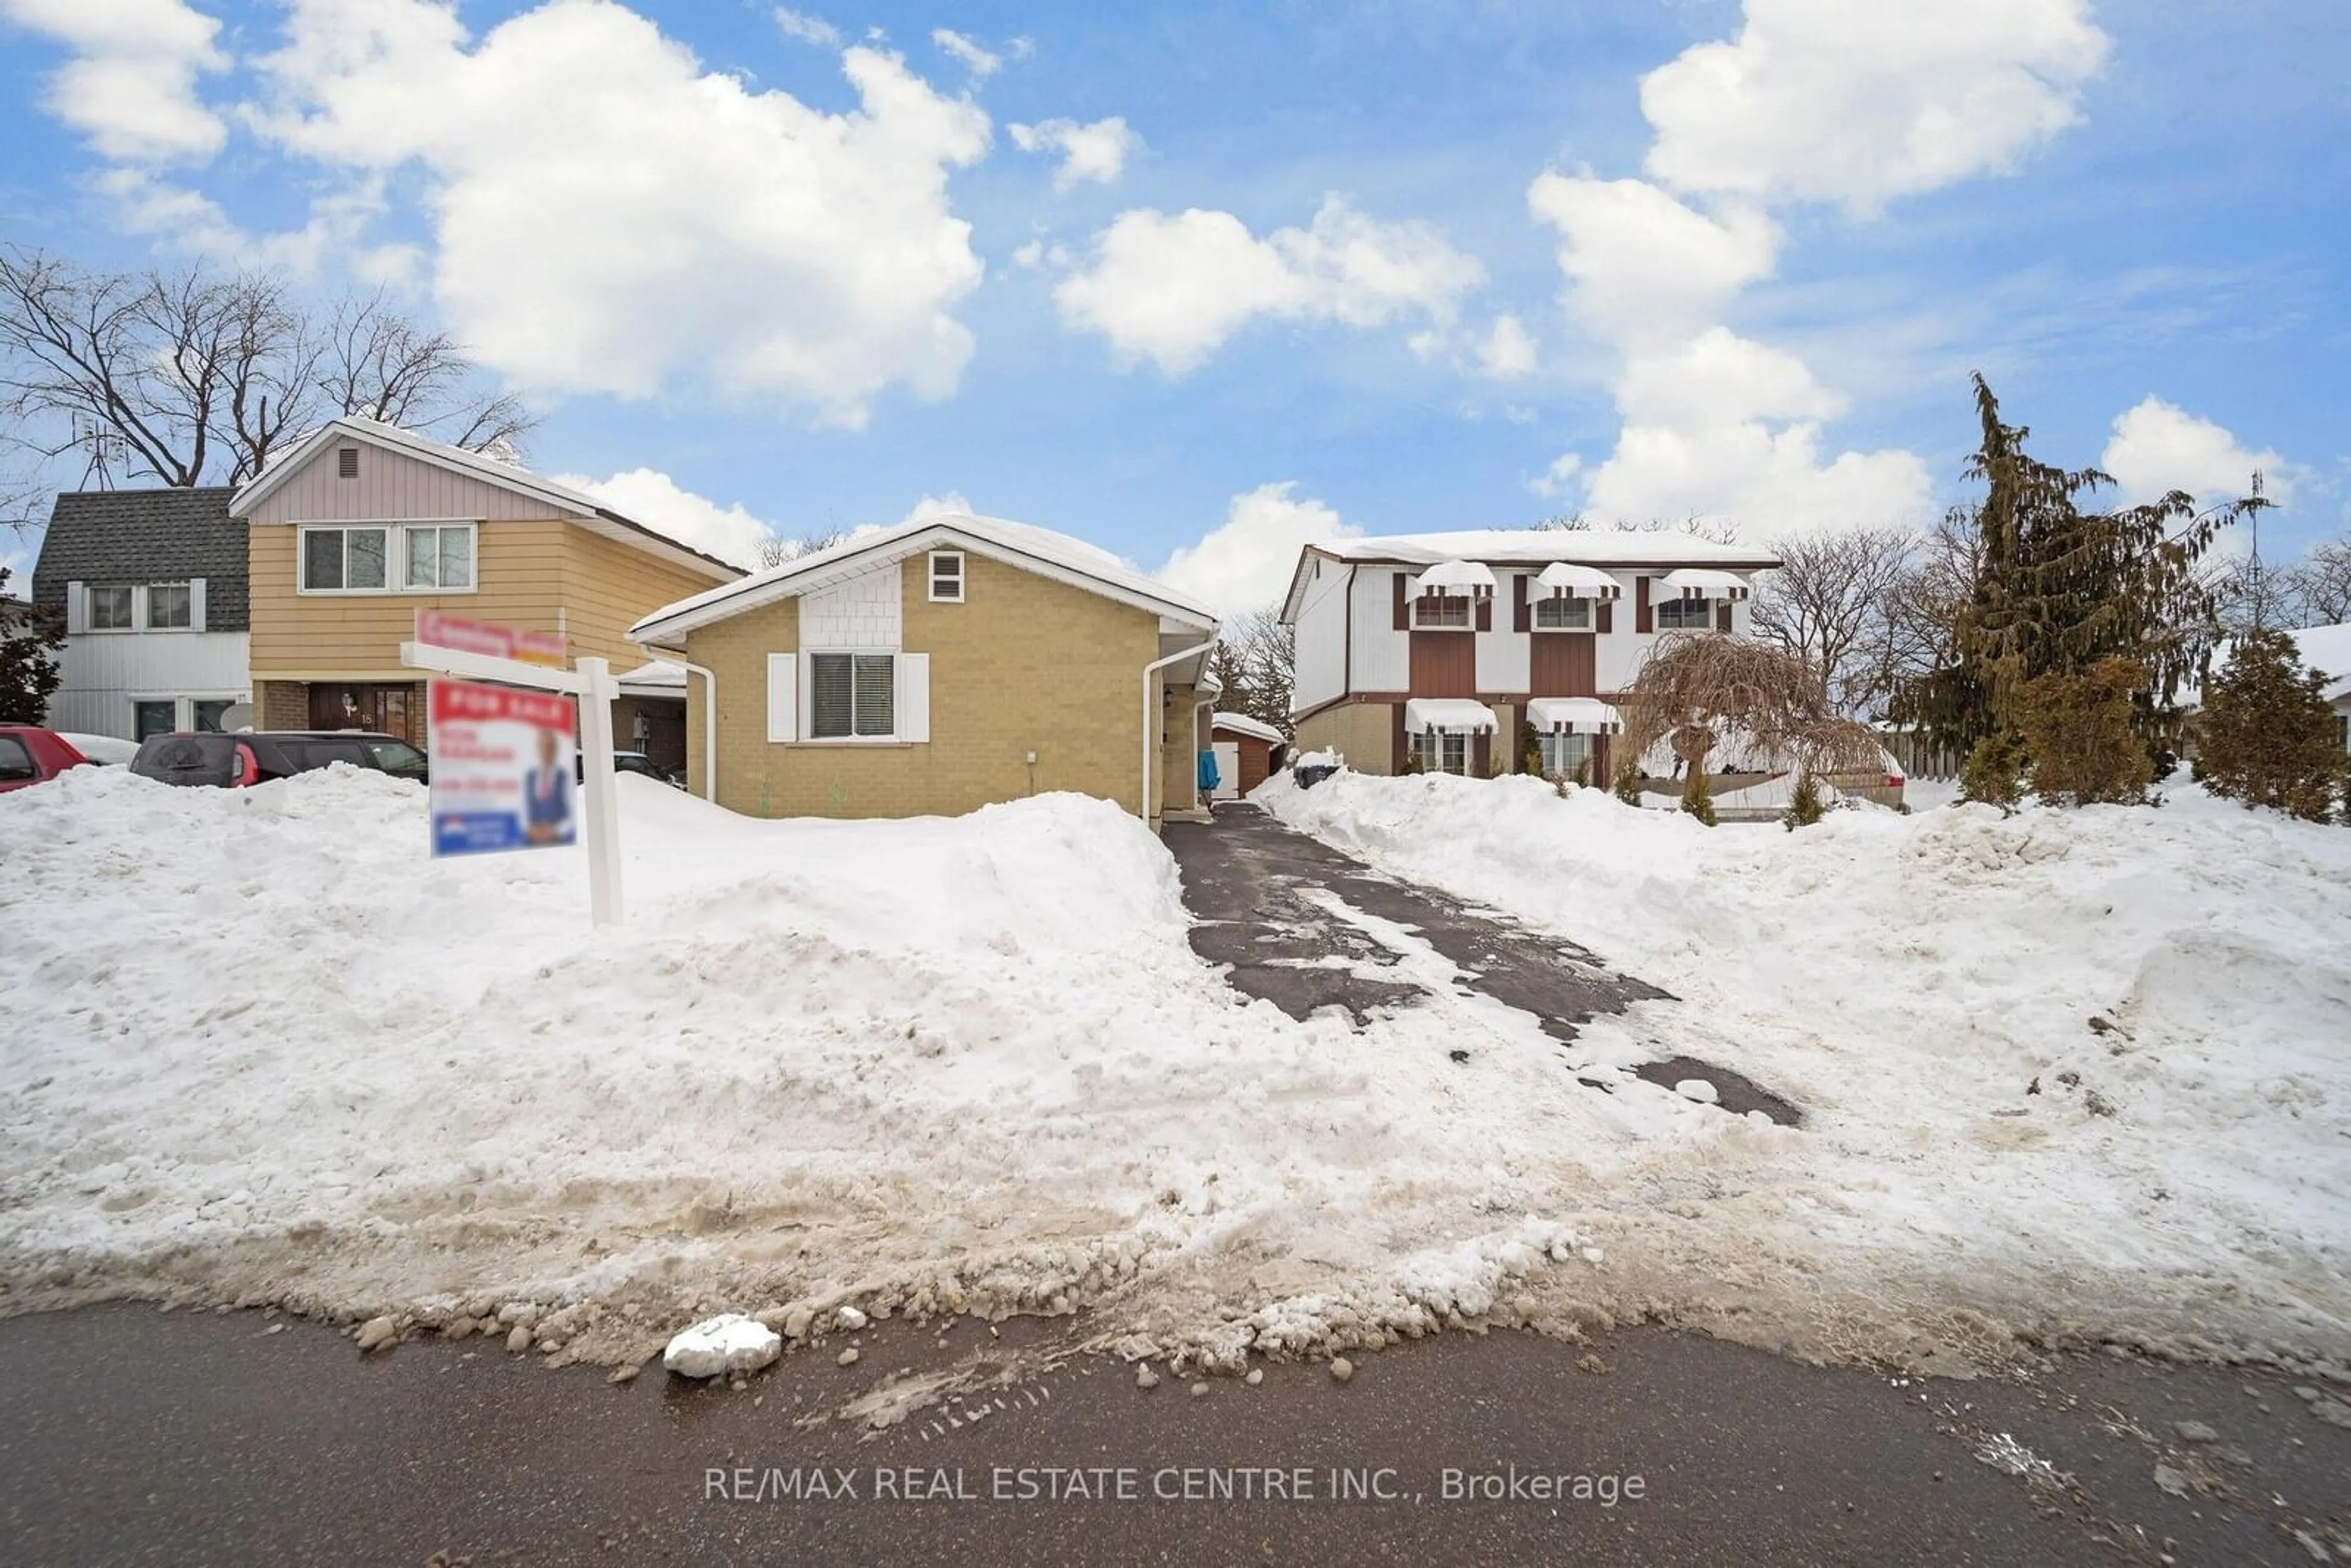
[928,550,965,602]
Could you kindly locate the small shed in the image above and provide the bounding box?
[1210,712,1284,800]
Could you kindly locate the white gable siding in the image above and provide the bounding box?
[1477,571,1531,692]
[798,561,902,650]
[1291,557,1348,712]
[244,439,582,524]
[1349,567,1409,692]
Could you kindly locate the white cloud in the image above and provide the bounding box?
[1517,2,2110,536]
[2,0,229,162]
[1529,451,1583,500]
[1640,0,2109,214]
[555,468,777,571]
[2101,397,2295,510]
[1526,175,1779,343]
[902,490,975,522]
[1008,116,1141,192]
[931,28,1000,77]
[1157,481,1359,615]
[1477,314,1537,379]
[1056,197,1485,376]
[243,2,991,426]
[772,8,839,48]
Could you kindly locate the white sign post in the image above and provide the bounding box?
[401,637,625,926]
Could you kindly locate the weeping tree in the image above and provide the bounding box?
[1620,633,1888,822]
[1897,376,2265,798]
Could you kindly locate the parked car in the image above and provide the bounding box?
[55,732,141,766]
[0,724,93,793]
[577,750,686,789]
[129,730,430,789]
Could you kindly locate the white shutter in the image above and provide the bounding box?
[66,580,85,634]
[189,577,207,632]
[896,653,929,743]
[766,652,798,743]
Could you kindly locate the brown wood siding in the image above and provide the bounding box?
[1597,599,1614,634]
[247,517,727,679]
[1716,599,1734,632]
[1409,629,1477,697]
[1529,632,1598,697]
[1635,576,1652,633]
[1391,570,1409,630]
[245,439,578,524]
[1474,595,1492,632]
[1511,574,1529,631]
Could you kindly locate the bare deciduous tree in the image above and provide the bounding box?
[0,247,533,489]
[2282,538,2351,626]
[756,528,851,570]
[1749,525,1917,716]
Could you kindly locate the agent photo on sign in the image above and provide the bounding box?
[523,727,574,846]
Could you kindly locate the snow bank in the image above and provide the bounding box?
[1264,769,2351,1367]
[6,760,2345,1377]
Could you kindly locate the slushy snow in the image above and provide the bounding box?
[663,1313,781,1378]
[2,762,2347,1375]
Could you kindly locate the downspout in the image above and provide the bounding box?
[1141,637,1218,824]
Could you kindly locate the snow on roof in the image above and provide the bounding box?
[629,511,1218,643]
[1313,529,1780,568]
[2289,623,2351,685]
[617,659,688,691]
[1212,711,1284,744]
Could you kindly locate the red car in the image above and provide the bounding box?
[0,724,92,793]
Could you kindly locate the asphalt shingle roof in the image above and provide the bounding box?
[29,489,247,631]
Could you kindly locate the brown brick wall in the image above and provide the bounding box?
[683,552,1169,819]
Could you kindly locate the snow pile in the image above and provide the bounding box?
[6,760,2347,1376]
[662,1313,781,1379]
[1265,768,2351,1366]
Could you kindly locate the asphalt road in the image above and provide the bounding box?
[3,1304,2345,1567]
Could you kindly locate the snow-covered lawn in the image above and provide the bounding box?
[2,763,2345,1376]
[1265,770,2351,1370]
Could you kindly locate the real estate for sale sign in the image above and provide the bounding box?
[427,680,577,856]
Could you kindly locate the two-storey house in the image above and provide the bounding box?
[230,418,741,743]
[1280,529,1782,779]
[31,487,253,740]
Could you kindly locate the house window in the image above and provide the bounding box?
[88,584,135,630]
[194,699,235,732]
[1412,730,1469,775]
[404,525,476,590]
[1414,594,1472,629]
[146,583,192,629]
[133,700,177,740]
[302,525,389,591]
[1654,595,1712,631]
[809,652,895,738]
[1533,596,1592,630]
[928,550,965,602]
[1537,731,1592,780]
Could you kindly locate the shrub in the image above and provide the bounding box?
[1572,754,1592,789]
[1781,770,1825,831]
[1520,719,1542,778]
[1612,757,1643,806]
[1960,730,2027,809]
[2013,657,2153,807]
[1679,768,1718,827]
[2194,627,2344,822]
[1401,749,1425,776]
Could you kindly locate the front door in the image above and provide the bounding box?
[310,683,420,743]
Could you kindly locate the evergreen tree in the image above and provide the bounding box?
[2195,629,2344,822]
[1899,377,2262,791]
[1611,756,1643,806]
[2012,658,2153,807]
[0,566,63,724]
[1781,769,1825,830]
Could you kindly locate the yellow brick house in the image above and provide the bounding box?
[232,418,741,743]
[626,514,1222,827]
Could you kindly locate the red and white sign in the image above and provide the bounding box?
[415,609,567,668]
[427,680,578,856]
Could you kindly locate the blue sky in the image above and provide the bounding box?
[2,0,2346,609]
